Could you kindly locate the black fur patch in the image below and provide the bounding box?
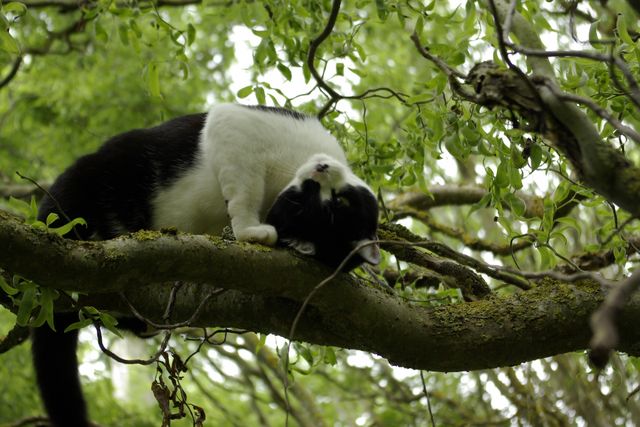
[266,179,379,271]
[38,113,206,239]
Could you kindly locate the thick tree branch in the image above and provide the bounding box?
[388,185,546,218]
[3,210,640,371]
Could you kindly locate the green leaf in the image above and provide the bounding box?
[254,86,265,105]
[298,344,314,366]
[614,245,627,266]
[0,275,19,296]
[147,62,161,98]
[588,20,600,47]
[49,217,87,237]
[251,28,270,38]
[255,333,267,354]
[237,85,253,99]
[555,217,580,233]
[129,19,142,38]
[354,41,367,61]
[31,288,57,328]
[414,16,424,38]
[323,347,337,365]
[617,15,634,46]
[504,193,526,217]
[511,144,527,169]
[118,23,129,45]
[46,212,59,227]
[187,23,196,46]
[537,246,556,270]
[494,161,509,188]
[16,282,37,326]
[99,312,122,338]
[64,318,93,333]
[94,20,109,43]
[335,62,344,76]
[179,61,189,80]
[7,196,32,218]
[529,144,543,170]
[460,125,480,145]
[509,164,522,189]
[0,31,19,54]
[0,13,9,31]
[375,0,388,20]
[277,63,292,81]
[302,62,311,83]
[4,2,27,16]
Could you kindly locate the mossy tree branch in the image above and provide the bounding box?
[2,210,640,371]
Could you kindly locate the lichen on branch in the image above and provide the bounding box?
[2,209,640,371]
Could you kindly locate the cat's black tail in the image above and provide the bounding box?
[31,312,89,427]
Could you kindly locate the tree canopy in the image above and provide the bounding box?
[2,0,640,426]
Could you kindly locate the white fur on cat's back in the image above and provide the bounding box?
[151,104,350,244]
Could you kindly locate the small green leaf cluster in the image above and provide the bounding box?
[1,196,87,330]
[0,1,26,55]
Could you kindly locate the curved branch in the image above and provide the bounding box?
[307,0,342,117]
[0,324,30,354]
[388,185,545,218]
[307,0,406,117]
[3,210,640,371]
[0,56,22,90]
[590,269,640,368]
[378,223,531,290]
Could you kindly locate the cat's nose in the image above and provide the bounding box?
[316,163,329,172]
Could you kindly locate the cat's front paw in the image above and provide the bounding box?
[235,224,278,246]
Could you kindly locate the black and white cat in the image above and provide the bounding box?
[33,104,379,427]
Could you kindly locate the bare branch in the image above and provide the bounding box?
[0,323,30,354]
[542,79,640,145]
[379,223,531,291]
[307,0,342,116]
[0,56,22,90]
[307,0,406,117]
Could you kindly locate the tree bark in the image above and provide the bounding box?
[2,209,640,372]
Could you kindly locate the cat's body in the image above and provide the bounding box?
[33,104,379,427]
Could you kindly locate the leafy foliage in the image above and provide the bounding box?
[3,0,640,425]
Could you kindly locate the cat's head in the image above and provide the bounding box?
[266,153,380,271]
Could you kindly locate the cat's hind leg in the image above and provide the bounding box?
[217,166,277,245]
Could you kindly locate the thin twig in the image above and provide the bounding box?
[507,44,640,109]
[420,371,437,427]
[409,32,466,79]
[308,0,342,116]
[487,0,546,110]
[307,0,406,117]
[94,322,172,365]
[540,80,640,145]
[119,288,226,330]
[16,171,83,240]
[0,56,22,90]
[501,0,518,42]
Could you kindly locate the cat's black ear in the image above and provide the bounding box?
[353,238,380,265]
[285,239,316,255]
